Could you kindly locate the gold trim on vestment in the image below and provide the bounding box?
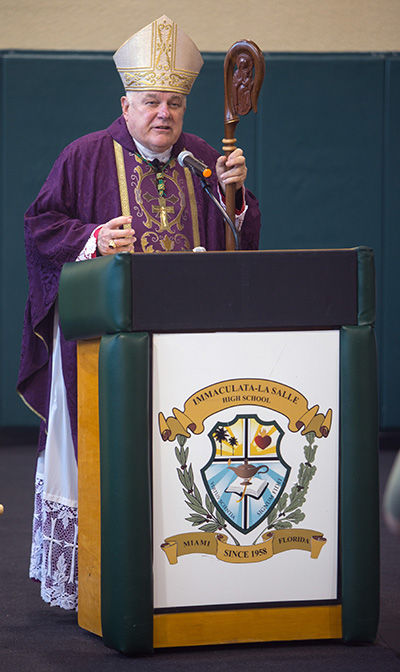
[16,390,47,425]
[33,328,49,354]
[113,140,132,222]
[16,327,52,427]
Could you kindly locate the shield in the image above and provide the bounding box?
[201,414,290,534]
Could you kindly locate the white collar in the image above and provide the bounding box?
[133,139,172,164]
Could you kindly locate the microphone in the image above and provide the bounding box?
[178,150,212,179]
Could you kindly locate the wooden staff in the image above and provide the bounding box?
[223,40,265,250]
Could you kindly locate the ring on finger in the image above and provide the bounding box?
[108,239,117,249]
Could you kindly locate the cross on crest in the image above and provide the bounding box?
[201,415,291,534]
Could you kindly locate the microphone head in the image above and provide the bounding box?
[177,150,194,167]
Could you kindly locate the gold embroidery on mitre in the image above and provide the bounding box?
[155,18,173,72]
[113,15,203,95]
[122,70,198,95]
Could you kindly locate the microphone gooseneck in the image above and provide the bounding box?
[177,150,241,251]
[178,150,212,179]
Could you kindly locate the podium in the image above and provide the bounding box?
[59,248,379,656]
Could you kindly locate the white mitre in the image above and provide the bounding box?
[113,15,204,95]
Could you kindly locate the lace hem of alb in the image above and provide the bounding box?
[29,475,78,610]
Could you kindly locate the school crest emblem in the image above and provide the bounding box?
[201,415,290,534]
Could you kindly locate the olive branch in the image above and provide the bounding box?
[175,434,240,546]
[252,431,318,544]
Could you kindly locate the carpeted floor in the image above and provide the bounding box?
[1,436,399,671]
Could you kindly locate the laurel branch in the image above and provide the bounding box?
[175,434,240,546]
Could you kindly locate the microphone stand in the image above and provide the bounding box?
[199,176,241,251]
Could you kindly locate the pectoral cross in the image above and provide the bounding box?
[152,198,174,230]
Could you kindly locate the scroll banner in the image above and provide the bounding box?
[159,378,332,441]
[161,529,327,565]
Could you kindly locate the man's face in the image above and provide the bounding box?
[121,91,186,153]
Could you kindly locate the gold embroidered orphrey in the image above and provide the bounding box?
[113,141,201,253]
[133,155,192,253]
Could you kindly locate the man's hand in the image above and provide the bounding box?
[216,148,247,194]
[96,216,136,255]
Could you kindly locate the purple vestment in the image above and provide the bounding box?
[17,116,261,609]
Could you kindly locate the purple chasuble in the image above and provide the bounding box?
[17,116,261,453]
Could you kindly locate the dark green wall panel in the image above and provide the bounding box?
[259,55,384,252]
[0,51,399,429]
[381,57,400,428]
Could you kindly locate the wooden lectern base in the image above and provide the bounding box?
[77,339,342,646]
[77,339,102,637]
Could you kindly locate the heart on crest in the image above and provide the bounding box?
[254,434,272,450]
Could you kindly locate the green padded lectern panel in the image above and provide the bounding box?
[99,332,153,655]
